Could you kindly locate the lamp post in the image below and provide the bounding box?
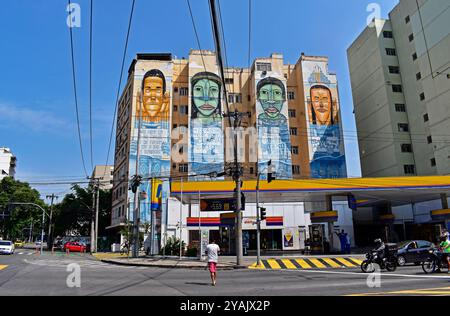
[9,203,49,255]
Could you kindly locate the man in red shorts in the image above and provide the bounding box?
[205,240,220,286]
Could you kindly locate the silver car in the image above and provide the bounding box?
[0,241,15,255]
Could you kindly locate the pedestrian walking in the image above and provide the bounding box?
[205,240,220,286]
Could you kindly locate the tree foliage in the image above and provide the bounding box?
[0,177,46,241]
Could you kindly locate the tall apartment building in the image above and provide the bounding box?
[0,148,16,180]
[109,51,347,231]
[348,0,450,177]
[90,165,114,190]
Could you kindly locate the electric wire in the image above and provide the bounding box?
[68,0,89,178]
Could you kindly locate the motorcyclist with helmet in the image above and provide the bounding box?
[373,238,386,261]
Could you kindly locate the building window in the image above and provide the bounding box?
[173,124,178,129]
[180,105,188,115]
[401,144,413,153]
[288,91,295,100]
[173,105,178,112]
[404,165,416,175]
[424,114,429,122]
[386,48,397,56]
[416,72,422,80]
[431,158,437,167]
[409,34,414,42]
[288,109,296,118]
[225,78,234,85]
[179,164,188,173]
[398,123,409,132]
[172,164,176,170]
[392,85,403,93]
[228,93,242,104]
[395,104,406,112]
[180,87,188,96]
[405,16,410,24]
[179,146,184,154]
[389,66,400,74]
[292,146,299,155]
[292,165,300,175]
[174,87,179,93]
[427,136,433,144]
[420,93,425,101]
[249,167,254,175]
[383,31,393,38]
[256,62,272,72]
[290,128,298,136]
[412,52,418,61]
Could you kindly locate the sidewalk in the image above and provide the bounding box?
[96,253,366,270]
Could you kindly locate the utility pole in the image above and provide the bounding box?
[132,91,144,258]
[90,182,96,254]
[95,178,100,252]
[46,194,58,250]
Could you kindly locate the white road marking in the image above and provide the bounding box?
[277,268,450,280]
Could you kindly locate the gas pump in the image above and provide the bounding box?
[309,224,326,254]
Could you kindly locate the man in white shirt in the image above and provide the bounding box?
[205,240,220,286]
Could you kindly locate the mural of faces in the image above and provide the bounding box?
[257,78,286,120]
[140,69,169,121]
[310,85,333,126]
[191,72,222,119]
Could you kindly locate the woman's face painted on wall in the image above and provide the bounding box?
[193,78,220,117]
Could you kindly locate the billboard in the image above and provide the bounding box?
[256,74,293,179]
[129,63,173,223]
[302,60,347,179]
[188,69,225,179]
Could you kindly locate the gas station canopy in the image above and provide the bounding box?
[170,176,450,207]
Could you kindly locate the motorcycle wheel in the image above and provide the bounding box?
[361,260,376,273]
[386,261,397,272]
[422,259,436,274]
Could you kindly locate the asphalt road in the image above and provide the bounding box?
[1,250,450,296]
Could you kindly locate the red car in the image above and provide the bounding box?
[64,242,87,253]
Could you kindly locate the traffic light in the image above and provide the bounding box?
[260,207,267,221]
[130,175,142,194]
[267,160,276,183]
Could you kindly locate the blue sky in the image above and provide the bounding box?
[0,0,398,197]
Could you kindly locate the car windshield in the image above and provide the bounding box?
[0,241,12,246]
[397,241,412,249]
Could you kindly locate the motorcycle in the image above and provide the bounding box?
[361,251,397,273]
[422,248,449,274]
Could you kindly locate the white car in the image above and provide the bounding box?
[0,241,15,255]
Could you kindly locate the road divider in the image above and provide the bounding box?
[249,257,364,270]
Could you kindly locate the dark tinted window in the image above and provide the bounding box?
[417,241,431,248]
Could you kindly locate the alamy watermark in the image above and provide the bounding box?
[66,263,81,288]
[367,3,382,28]
[66,3,81,28]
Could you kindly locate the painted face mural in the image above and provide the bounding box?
[140,69,169,121]
[192,73,221,119]
[310,85,333,126]
[257,78,286,120]
[189,72,224,180]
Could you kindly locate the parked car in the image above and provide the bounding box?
[14,240,25,248]
[397,240,434,266]
[63,242,87,253]
[0,241,15,255]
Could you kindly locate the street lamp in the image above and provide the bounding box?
[9,203,49,255]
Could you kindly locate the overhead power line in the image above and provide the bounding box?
[89,0,94,172]
[68,0,89,178]
[103,0,136,179]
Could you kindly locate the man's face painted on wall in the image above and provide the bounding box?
[311,87,332,125]
[193,78,220,117]
[143,76,164,117]
[259,83,284,119]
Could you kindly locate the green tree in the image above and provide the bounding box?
[0,177,46,241]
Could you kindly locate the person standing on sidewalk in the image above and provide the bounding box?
[205,240,220,286]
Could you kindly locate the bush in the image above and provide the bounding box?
[159,236,186,256]
[186,244,198,257]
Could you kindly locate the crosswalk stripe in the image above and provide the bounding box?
[0,265,8,271]
[295,259,312,269]
[281,259,297,269]
[334,257,356,267]
[307,258,327,269]
[266,259,282,269]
